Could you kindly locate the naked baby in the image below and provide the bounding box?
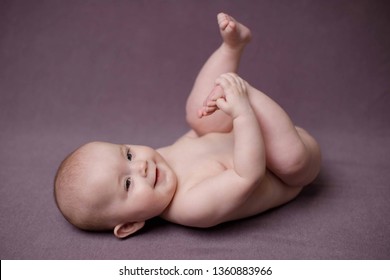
[54,13,321,238]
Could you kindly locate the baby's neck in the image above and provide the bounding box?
[156,145,173,163]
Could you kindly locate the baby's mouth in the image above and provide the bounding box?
[154,167,159,187]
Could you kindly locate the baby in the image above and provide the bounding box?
[54,13,321,238]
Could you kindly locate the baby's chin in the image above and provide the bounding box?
[157,160,177,195]
[153,148,177,198]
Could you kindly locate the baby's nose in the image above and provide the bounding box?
[133,160,148,177]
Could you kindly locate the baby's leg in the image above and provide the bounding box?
[186,13,251,136]
[247,83,321,187]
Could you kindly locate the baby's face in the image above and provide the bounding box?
[79,142,177,226]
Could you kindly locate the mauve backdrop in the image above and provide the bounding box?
[0,0,389,259]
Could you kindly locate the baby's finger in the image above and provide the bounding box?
[215,73,242,92]
[220,73,238,84]
[235,75,246,90]
[220,73,247,94]
[215,97,229,112]
[215,75,232,91]
[228,73,245,90]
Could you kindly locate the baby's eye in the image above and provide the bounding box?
[127,150,133,161]
[125,178,132,191]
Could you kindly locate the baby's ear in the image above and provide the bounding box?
[113,221,145,239]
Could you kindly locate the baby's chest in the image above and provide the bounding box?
[175,156,227,191]
[174,134,234,187]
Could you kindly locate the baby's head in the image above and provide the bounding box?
[54,141,177,238]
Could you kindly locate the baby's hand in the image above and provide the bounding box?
[213,73,251,119]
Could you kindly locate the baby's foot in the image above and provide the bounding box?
[198,85,225,118]
[217,13,252,50]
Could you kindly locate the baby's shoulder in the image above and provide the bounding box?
[181,129,199,139]
[172,130,233,153]
[176,129,231,141]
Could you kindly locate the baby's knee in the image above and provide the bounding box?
[279,144,310,177]
[285,130,321,186]
[274,139,321,187]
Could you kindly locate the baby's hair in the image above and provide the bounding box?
[54,144,111,231]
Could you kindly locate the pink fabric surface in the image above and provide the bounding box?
[1,0,389,259]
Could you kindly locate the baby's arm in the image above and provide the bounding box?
[214,73,265,182]
[176,74,266,227]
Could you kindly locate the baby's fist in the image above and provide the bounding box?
[215,73,251,119]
